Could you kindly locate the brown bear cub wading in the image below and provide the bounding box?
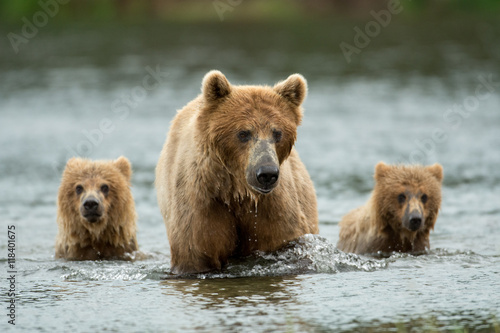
[155,70,319,274]
[337,162,443,254]
[55,157,138,260]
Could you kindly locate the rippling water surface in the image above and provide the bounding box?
[1,20,499,332]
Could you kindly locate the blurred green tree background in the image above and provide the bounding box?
[1,0,499,24]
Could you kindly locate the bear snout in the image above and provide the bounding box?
[80,196,103,223]
[256,165,279,187]
[403,210,424,232]
[83,199,99,211]
[408,216,422,231]
[246,140,280,194]
[248,162,280,194]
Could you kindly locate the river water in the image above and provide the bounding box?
[0,20,499,332]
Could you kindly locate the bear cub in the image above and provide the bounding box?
[55,156,138,260]
[337,162,443,254]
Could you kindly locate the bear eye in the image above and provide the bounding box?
[100,184,109,195]
[75,185,84,195]
[273,129,282,143]
[421,194,428,204]
[397,193,406,204]
[237,130,252,143]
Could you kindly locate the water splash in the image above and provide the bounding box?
[54,241,492,282]
[60,262,168,281]
[56,251,168,281]
[62,267,149,281]
[194,234,388,279]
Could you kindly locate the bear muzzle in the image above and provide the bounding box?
[80,196,103,223]
[246,140,280,195]
[255,164,279,193]
[403,210,424,232]
[402,196,426,232]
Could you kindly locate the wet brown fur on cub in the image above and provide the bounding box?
[155,70,319,274]
[337,162,443,254]
[55,157,138,260]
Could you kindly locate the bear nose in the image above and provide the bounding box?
[83,199,99,212]
[256,165,279,186]
[409,217,422,231]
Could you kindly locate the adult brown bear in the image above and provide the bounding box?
[155,70,319,274]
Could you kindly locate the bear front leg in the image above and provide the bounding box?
[169,201,237,275]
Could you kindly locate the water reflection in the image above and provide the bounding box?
[161,276,299,309]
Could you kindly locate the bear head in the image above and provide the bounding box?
[58,156,133,236]
[373,162,443,235]
[197,70,307,195]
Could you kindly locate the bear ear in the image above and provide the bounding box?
[427,163,443,182]
[374,162,390,181]
[65,157,81,170]
[273,74,307,107]
[202,70,232,102]
[114,156,132,180]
